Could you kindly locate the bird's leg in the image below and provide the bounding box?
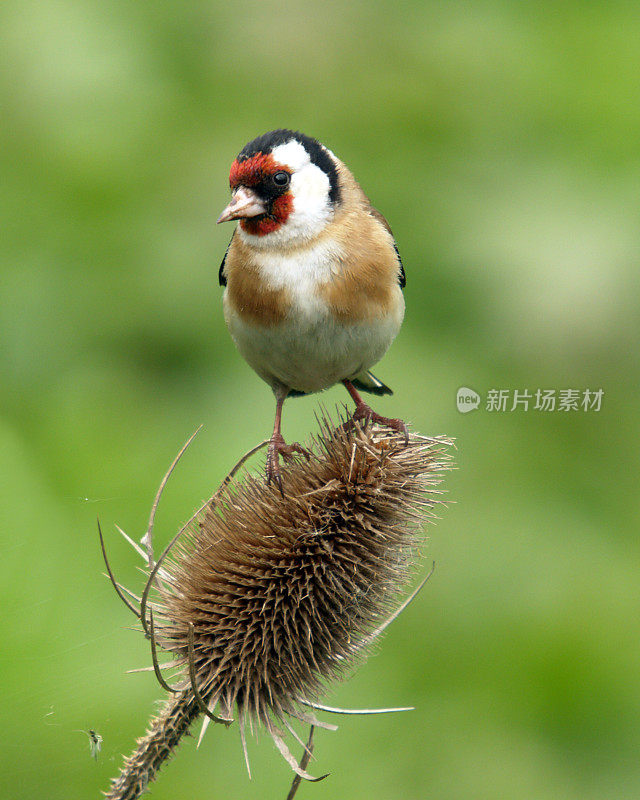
[266,391,311,493]
[342,379,409,444]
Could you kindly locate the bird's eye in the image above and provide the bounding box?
[272,171,290,187]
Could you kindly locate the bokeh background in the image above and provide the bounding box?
[2,1,639,798]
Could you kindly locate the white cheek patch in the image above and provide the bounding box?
[239,138,334,249]
[291,161,331,208]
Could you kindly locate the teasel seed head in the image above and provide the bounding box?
[102,412,452,798]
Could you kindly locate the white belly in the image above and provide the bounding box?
[224,292,404,394]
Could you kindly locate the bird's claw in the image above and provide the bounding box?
[266,435,311,494]
[346,404,409,445]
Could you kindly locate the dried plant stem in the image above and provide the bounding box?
[104,691,199,800]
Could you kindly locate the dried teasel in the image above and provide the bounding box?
[101,412,452,799]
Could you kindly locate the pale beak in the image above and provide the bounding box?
[217,186,267,224]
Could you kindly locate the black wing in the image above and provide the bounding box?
[218,239,232,287]
[370,207,405,289]
[394,244,406,289]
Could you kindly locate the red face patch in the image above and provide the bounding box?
[240,193,294,236]
[228,153,293,236]
[229,153,276,189]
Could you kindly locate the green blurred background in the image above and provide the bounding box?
[2,1,639,798]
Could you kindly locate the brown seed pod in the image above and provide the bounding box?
[102,413,452,799]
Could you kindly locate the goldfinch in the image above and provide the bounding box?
[217,129,407,489]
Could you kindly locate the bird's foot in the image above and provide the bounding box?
[266,433,311,494]
[346,403,409,445]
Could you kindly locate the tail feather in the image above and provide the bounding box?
[287,371,393,399]
[351,370,393,396]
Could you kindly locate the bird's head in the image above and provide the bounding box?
[217,129,341,247]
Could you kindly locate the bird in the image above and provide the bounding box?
[217,129,407,490]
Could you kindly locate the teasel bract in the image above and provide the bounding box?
[100,413,452,799]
